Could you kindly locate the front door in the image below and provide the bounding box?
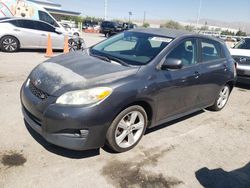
[36,21,64,49]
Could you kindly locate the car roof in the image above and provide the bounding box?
[0,17,56,28]
[131,28,192,38]
[130,28,226,44]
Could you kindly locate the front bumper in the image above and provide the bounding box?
[237,64,250,84]
[21,82,112,151]
[22,107,89,150]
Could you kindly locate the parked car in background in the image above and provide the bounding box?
[82,20,99,30]
[230,38,250,84]
[0,18,81,52]
[122,22,137,30]
[100,21,123,37]
[21,28,236,153]
[60,23,81,37]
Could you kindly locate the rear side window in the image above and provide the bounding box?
[201,40,223,62]
[17,20,37,30]
[38,11,59,27]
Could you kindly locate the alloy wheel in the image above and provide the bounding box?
[2,37,18,52]
[68,40,78,51]
[115,111,145,148]
[217,85,230,109]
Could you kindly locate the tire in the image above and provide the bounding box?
[73,33,80,37]
[105,32,110,38]
[0,36,20,52]
[68,39,78,51]
[106,105,148,153]
[208,85,231,111]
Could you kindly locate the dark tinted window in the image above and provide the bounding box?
[167,39,197,66]
[38,10,59,27]
[8,20,19,27]
[36,22,55,32]
[201,40,222,62]
[17,20,37,30]
[101,21,110,27]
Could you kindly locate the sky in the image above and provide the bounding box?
[58,0,250,23]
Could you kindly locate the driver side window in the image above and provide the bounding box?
[167,39,197,67]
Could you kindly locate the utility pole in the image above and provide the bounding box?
[128,11,132,23]
[104,0,108,20]
[196,0,203,29]
[143,11,146,24]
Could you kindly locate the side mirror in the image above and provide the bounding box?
[162,58,183,70]
[55,28,63,34]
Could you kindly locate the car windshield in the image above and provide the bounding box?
[91,31,172,66]
[234,39,250,50]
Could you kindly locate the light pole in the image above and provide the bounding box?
[196,0,203,29]
[129,11,132,23]
[104,0,108,20]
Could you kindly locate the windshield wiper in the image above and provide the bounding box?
[90,54,111,62]
[107,56,130,67]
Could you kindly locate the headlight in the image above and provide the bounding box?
[56,87,112,105]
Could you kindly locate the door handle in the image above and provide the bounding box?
[14,29,20,32]
[41,34,47,37]
[194,71,200,79]
[223,64,228,72]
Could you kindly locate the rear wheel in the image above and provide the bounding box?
[73,32,80,37]
[0,36,20,52]
[106,105,147,153]
[68,39,78,51]
[208,85,230,111]
[105,32,111,38]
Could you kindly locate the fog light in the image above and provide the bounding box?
[80,130,89,138]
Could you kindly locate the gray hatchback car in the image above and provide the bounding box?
[21,28,236,153]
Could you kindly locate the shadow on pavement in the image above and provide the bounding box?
[195,163,250,188]
[145,110,205,135]
[236,83,250,90]
[25,121,100,159]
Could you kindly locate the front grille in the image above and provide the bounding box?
[29,82,49,100]
[233,56,250,65]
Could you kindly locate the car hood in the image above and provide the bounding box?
[229,49,250,57]
[29,51,140,96]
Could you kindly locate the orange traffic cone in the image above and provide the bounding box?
[45,33,53,57]
[63,35,69,54]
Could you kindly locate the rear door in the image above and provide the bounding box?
[15,20,41,48]
[197,39,229,107]
[156,38,201,122]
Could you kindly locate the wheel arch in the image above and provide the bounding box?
[226,80,235,92]
[118,100,154,127]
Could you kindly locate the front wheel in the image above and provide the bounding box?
[106,105,148,153]
[0,36,20,52]
[208,85,231,111]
